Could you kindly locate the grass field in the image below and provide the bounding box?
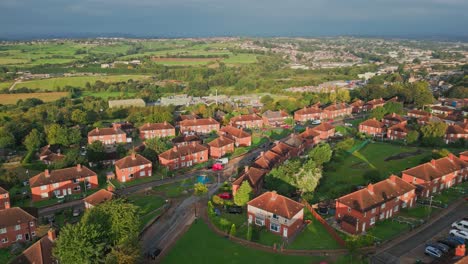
[314,142,431,202]
[223,53,258,64]
[162,221,324,264]
[16,75,150,90]
[0,92,69,105]
[81,91,137,99]
[0,81,14,90]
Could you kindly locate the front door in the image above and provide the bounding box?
[68,188,72,195]
[362,222,366,232]
[122,176,126,183]
[25,233,30,241]
[283,227,288,238]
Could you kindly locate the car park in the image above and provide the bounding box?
[424,246,443,258]
[452,220,468,232]
[425,242,450,253]
[446,236,464,245]
[449,229,468,240]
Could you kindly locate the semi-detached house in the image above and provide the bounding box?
[179,118,220,134]
[0,207,37,248]
[0,187,10,210]
[158,142,208,170]
[139,122,175,140]
[88,125,127,145]
[115,153,152,183]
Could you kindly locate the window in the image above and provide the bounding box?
[371,208,376,214]
[394,205,399,212]
[347,207,351,212]
[380,213,385,220]
[1,238,7,243]
[15,225,21,231]
[40,185,47,191]
[270,223,280,232]
[272,214,279,220]
[402,202,407,208]
[73,179,79,184]
[41,193,49,198]
[0,228,6,234]
[370,217,376,225]
[255,218,265,226]
[30,222,34,227]
[16,234,22,241]
[74,186,81,191]
[140,165,144,169]
[381,203,386,209]
[31,232,36,237]
[52,183,59,188]
[404,193,408,198]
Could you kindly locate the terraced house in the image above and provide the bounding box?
[115,153,152,183]
[179,118,220,134]
[401,153,467,198]
[445,123,468,144]
[232,166,268,196]
[335,175,416,234]
[322,102,352,119]
[382,113,406,127]
[88,125,127,145]
[0,207,37,248]
[139,122,175,140]
[262,110,290,127]
[311,123,335,140]
[158,142,209,170]
[387,121,409,140]
[29,165,98,202]
[364,98,386,111]
[408,109,431,119]
[230,114,264,128]
[294,106,323,122]
[247,191,304,238]
[0,187,10,210]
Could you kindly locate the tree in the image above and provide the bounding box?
[383,101,403,115]
[412,82,434,107]
[405,130,419,144]
[308,143,332,165]
[369,106,386,120]
[145,137,172,154]
[212,195,224,205]
[234,181,252,206]
[71,109,87,124]
[45,124,81,146]
[87,141,106,163]
[296,160,322,194]
[420,122,448,146]
[105,244,141,264]
[23,129,44,152]
[194,183,208,196]
[432,149,451,159]
[0,127,15,148]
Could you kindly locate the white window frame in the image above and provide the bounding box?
[370,217,376,225]
[40,185,47,191]
[16,234,22,241]
[1,238,7,243]
[270,223,280,233]
[255,218,265,226]
[0,228,6,234]
[15,225,21,231]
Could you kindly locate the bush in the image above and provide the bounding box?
[218,218,231,232]
[212,195,224,205]
[246,225,253,241]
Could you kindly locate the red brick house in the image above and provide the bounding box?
[402,154,467,198]
[445,124,468,144]
[417,115,443,126]
[408,109,431,119]
[335,175,416,234]
[252,151,282,170]
[230,114,264,128]
[382,113,406,127]
[247,191,304,238]
[88,125,127,145]
[350,100,365,113]
[29,165,98,202]
[294,106,323,123]
[300,127,321,148]
[171,134,202,147]
[38,145,65,165]
[460,151,468,162]
[158,142,209,170]
[13,229,56,263]
[323,103,352,119]
[179,118,220,134]
[232,166,268,196]
[387,121,408,140]
[207,136,235,159]
[0,187,10,210]
[84,189,114,209]
[219,126,252,147]
[0,207,37,248]
[270,141,296,162]
[364,98,386,111]
[115,153,152,183]
[280,134,306,157]
[311,123,336,140]
[359,118,386,136]
[262,110,290,127]
[431,106,455,116]
[139,122,175,140]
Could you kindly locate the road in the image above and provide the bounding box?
[372,201,468,263]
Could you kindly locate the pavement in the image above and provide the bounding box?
[372,201,468,263]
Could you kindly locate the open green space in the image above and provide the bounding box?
[81,91,137,99]
[0,92,69,105]
[162,221,324,264]
[15,75,150,91]
[367,219,411,241]
[152,178,195,198]
[127,191,167,228]
[314,142,431,202]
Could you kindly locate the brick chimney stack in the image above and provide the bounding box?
[47,229,56,242]
[5,201,10,209]
[77,164,82,172]
[271,191,278,200]
[44,169,50,178]
[244,166,249,173]
[367,183,374,194]
[430,159,436,167]
[131,153,136,160]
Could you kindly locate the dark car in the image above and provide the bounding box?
[437,239,459,249]
[425,242,450,253]
[148,248,161,260]
[227,206,243,214]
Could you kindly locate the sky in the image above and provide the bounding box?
[0,0,467,39]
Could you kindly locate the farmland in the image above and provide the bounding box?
[0,92,69,105]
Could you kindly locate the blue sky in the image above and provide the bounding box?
[0,0,467,38]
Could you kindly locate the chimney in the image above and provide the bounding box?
[260,151,264,156]
[164,121,167,125]
[146,122,150,127]
[392,113,396,117]
[77,164,82,172]
[389,175,397,183]
[96,127,99,132]
[367,183,374,194]
[244,166,249,173]
[131,153,136,160]
[47,229,56,242]
[448,153,455,161]
[271,191,278,200]
[5,202,10,209]
[44,169,50,178]
[173,146,178,152]
[430,159,436,167]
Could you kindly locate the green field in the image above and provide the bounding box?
[15,75,150,90]
[314,142,431,201]
[0,81,14,90]
[0,92,69,105]
[81,91,137,99]
[162,221,324,264]
[223,53,258,64]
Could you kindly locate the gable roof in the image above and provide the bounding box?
[233,167,268,188]
[402,154,467,182]
[231,114,262,123]
[0,186,8,195]
[253,151,281,169]
[207,136,235,148]
[295,106,322,115]
[300,127,321,140]
[388,122,408,133]
[262,110,289,119]
[408,109,431,117]
[248,191,303,219]
[312,123,335,132]
[39,144,62,157]
[366,98,386,106]
[219,126,251,138]
[446,124,466,135]
[177,114,200,121]
[139,122,174,131]
[360,118,385,128]
[383,113,406,123]
[337,175,415,212]
[29,165,97,188]
[171,134,201,144]
[179,118,219,127]
[12,234,55,264]
[115,154,151,169]
[0,207,36,228]
[159,143,208,160]
[282,134,305,148]
[88,127,125,137]
[350,100,364,107]
[270,142,294,156]
[83,189,114,206]
[323,102,350,111]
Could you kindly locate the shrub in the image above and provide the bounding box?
[212,195,224,205]
[218,218,231,232]
[246,225,253,241]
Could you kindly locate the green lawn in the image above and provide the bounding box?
[111,175,161,189]
[314,142,431,202]
[162,221,324,264]
[16,75,150,90]
[0,248,14,264]
[152,178,195,198]
[223,53,257,64]
[399,206,442,219]
[127,192,166,216]
[367,219,411,241]
[81,91,137,99]
[432,182,468,204]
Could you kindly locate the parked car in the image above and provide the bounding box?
[452,220,468,232]
[425,246,443,258]
[227,206,243,214]
[218,192,232,200]
[344,123,353,127]
[449,229,468,240]
[437,239,459,249]
[425,242,450,253]
[311,120,321,125]
[446,235,465,245]
[72,208,81,217]
[148,248,161,259]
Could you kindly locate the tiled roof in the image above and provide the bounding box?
[231,114,262,123]
[115,154,151,169]
[270,142,294,156]
[83,189,114,206]
[179,118,219,127]
[446,124,466,135]
[323,102,350,111]
[219,126,251,138]
[39,144,62,157]
[29,165,97,188]
[383,113,406,122]
[388,122,408,133]
[233,167,268,188]
[300,127,321,139]
[431,105,454,112]
[88,127,125,137]
[253,151,281,169]
[0,186,8,195]
[178,114,200,121]
[207,136,235,148]
[171,134,201,144]
[366,98,386,106]
[460,151,468,157]
[402,154,467,182]
[282,134,305,148]
[0,207,36,228]
[295,106,322,115]
[312,123,335,132]
[408,109,431,117]
[248,191,303,219]
[262,110,289,119]
[12,234,54,264]
[159,143,208,160]
[337,175,415,212]
[139,122,174,131]
[360,118,385,128]
[350,100,364,107]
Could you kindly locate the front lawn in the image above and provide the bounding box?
[399,205,442,220]
[110,174,161,189]
[0,248,13,264]
[433,182,467,204]
[126,191,167,228]
[162,221,324,264]
[152,178,195,198]
[367,219,411,241]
